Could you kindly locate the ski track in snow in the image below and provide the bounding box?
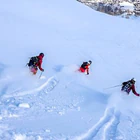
[102,109,121,140]
[0,75,59,127]
[3,76,59,98]
[75,107,121,140]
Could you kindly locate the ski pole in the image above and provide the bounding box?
[103,84,122,90]
[39,71,43,79]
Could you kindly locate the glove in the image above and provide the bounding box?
[87,72,89,75]
[41,69,44,72]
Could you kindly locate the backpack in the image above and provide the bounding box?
[81,62,88,69]
[28,56,39,67]
[122,81,133,93]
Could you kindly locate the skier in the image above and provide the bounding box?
[121,78,140,96]
[27,53,44,75]
[79,60,92,75]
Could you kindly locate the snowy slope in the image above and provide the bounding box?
[0,0,140,140]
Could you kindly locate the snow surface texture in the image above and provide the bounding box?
[0,0,140,140]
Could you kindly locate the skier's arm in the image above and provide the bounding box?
[38,60,44,71]
[85,66,89,75]
[131,85,140,96]
[87,69,89,75]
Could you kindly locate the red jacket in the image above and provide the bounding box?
[122,81,139,96]
[36,55,44,71]
[130,84,139,96]
[80,64,90,74]
[85,64,90,74]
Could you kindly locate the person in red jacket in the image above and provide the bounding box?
[28,53,44,75]
[121,78,140,96]
[79,60,92,75]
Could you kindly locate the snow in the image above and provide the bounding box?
[0,0,140,140]
[120,2,134,11]
[18,103,30,108]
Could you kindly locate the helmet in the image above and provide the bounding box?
[131,78,136,83]
[39,53,44,57]
[88,60,92,64]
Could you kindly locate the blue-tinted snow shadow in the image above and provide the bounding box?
[53,65,64,72]
[0,63,11,98]
[71,83,109,106]
[0,63,6,77]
